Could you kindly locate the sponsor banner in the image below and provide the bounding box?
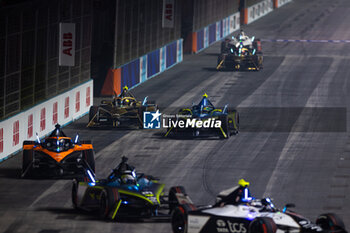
[160,46,166,72]
[162,0,174,28]
[216,21,221,41]
[277,0,292,8]
[204,26,209,48]
[176,39,183,63]
[229,13,240,34]
[59,23,75,66]
[0,80,93,162]
[247,0,274,24]
[140,55,148,82]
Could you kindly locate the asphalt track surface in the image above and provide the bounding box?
[1,0,350,232]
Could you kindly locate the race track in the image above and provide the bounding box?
[1,0,350,232]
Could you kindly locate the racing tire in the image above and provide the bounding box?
[98,190,110,219]
[138,107,146,129]
[22,150,33,178]
[72,179,79,209]
[316,213,346,233]
[172,206,188,233]
[229,110,239,135]
[83,149,95,173]
[169,186,187,213]
[89,106,98,122]
[249,217,277,233]
[219,115,230,139]
[220,41,228,53]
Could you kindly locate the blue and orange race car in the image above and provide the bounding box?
[21,124,95,178]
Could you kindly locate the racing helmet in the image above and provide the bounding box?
[122,98,130,105]
[121,174,136,185]
[238,179,253,203]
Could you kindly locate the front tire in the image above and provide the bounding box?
[168,186,187,213]
[249,217,277,233]
[316,213,346,233]
[172,206,187,233]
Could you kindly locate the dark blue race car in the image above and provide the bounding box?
[164,94,239,139]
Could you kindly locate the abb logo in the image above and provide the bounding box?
[0,128,3,153]
[53,102,58,125]
[86,87,91,107]
[63,33,73,56]
[28,114,33,138]
[40,108,46,131]
[165,3,173,20]
[75,91,80,113]
[13,120,19,146]
[64,97,70,118]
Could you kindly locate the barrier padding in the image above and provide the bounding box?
[147,49,160,78]
[121,59,140,89]
[166,41,177,68]
[192,12,240,53]
[197,29,204,52]
[209,24,216,44]
[101,39,183,96]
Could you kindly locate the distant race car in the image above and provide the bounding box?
[87,86,158,128]
[171,179,348,233]
[164,94,239,139]
[72,156,187,220]
[217,30,263,71]
[21,124,95,178]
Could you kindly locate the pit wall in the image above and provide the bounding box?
[191,12,241,53]
[101,39,183,96]
[0,80,93,162]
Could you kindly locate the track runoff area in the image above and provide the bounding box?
[0,0,350,232]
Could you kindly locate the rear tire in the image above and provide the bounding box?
[169,186,187,213]
[249,217,277,233]
[316,213,346,233]
[219,115,230,139]
[89,106,98,122]
[22,150,33,178]
[72,180,79,209]
[99,190,109,219]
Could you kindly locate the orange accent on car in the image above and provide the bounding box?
[23,143,93,162]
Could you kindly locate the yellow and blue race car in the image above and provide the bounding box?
[164,94,239,139]
[72,156,188,220]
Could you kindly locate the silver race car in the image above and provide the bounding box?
[171,179,347,233]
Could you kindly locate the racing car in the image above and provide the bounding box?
[171,179,348,233]
[72,156,187,220]
[21,124,95,178]
[87,86,158,128]
[217,30,263,71]
[164,94,239,139]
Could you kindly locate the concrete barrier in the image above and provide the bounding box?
[247,0,274,24]
[101,39,183,96]
[192,12,240,53]
[274,0,292,8]
[0,79,93,162]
